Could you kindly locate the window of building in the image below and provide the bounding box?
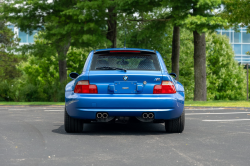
[230,32,233,43]
[18,29,36,43]
[242,44,250,55]
[235,56,241,59]
[234,32,241,43]
[242,32,250,43]
[242,57,250,61]
[19,31,27,43]
[217,27,250,64]
[28,32,36,43]
[233,44,241,54]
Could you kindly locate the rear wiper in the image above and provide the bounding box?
[96,67,127,72]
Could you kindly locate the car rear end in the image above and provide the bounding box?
[65,49,185,133]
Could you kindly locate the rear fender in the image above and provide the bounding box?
[176,81,185,100]
[176,81,184,92]
[162,74,184,99]
[65,71,89,92]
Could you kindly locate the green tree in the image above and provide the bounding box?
[15,47,90,102]
[206,33,246,100]
[0,21,20,81]
[117,1,181,79]
[121,19,246,101]
[5,31,91,102]
[2,0,108,83]
[121,1,226,100]
[0,21,22,101]
[163,0,226,101]
[222,0,250,32]
[178,30,246,101]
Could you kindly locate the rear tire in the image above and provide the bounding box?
[64,108,83,133]
[165,109,185,133]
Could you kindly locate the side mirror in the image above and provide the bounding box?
[169,73,177,79]
[69,72,79,79]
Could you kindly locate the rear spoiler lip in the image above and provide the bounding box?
[93,49,156,54]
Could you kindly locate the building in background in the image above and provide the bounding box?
[7,24,37,46]
[217,27,250,64]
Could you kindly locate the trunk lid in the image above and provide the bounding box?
[88,70,163,94]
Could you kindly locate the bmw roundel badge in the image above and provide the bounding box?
[123,76,128,81]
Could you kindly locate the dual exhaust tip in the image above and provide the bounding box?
[142,113,154,119]
[97,112,154,120]
[97,112,108,119]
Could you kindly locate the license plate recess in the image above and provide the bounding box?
[114,81,137,94]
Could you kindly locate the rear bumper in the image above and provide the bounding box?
[65,92,184,120]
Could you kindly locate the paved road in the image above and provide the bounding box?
[1,106,250,166]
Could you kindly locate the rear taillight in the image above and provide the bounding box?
[74,81,98,93]
[153,81,176,94]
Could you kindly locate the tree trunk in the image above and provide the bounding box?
[193,31,206,101]
[56,36,71,84]
[171,26,180,81]
[107,6,117,48]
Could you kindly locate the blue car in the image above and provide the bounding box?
[65,48,185,133]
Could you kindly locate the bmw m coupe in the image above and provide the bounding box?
[65,48,185,133]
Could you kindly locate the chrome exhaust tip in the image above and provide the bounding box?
[97,113,103,118]
[102,113,108,119]
[142,113,148,118]
[148,113,154,119]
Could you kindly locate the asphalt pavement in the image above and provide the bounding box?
[1,105,250,166]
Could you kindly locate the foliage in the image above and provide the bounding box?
[178,29,195,100]
[0,47,90,102]
[16,47,90,102]
[1,0,108,48]
[0,2,248,102]
[161,0,227,101]
[179,31,246,100]
[0,21,23,101]
[1,0,110,83]
[0,21,20,80]
[118,10,172,50]
[206,33,246,100]
[117,0,162,14]
[118,15,246,101]
[162,0,226,33]
[221,0,250,32]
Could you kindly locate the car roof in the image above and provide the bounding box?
[94,48,156,53]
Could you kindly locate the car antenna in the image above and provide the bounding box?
[124,28,126,49]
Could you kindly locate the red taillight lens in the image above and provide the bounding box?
[153,81,176,94]
[74,81,98,93]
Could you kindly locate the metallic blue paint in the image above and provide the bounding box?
[65,48,185,121]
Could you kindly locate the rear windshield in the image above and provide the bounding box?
[90,53,161,71]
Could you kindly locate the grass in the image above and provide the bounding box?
[0,102,65,105]
[0,100,250,107]
[185,100,250,107]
